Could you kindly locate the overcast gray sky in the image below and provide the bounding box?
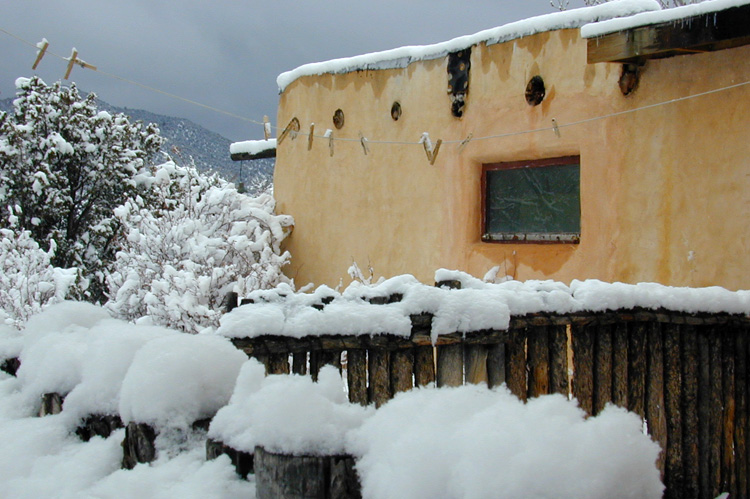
[2,1,592,142]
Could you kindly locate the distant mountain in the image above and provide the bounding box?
[0,96,274,194]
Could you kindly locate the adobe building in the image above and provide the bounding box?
[272,0,750,290]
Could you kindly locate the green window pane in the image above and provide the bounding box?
[486,163,580,238]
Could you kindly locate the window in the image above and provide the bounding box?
[482,156,580,243]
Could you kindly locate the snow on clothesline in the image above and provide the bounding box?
[276,0,661,92]
[582,0,750,38]
[215,270,750,341]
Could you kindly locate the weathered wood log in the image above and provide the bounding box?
[121,422,157,470]
[664,323,683,498]
[487,342,505,389]
[368,349,391,407]
[612,322,629,408]
[0,357,20,376]
[506,327,527,401]
[708,328,723,499]
[733,330,747,498]
[38,392,64,417]
[527,326,549,398]
[254,446,361,499]
[721,328,737,497]
[347,349,368,405]
[292,352,307,375]
[268,353,290,374]
[549,325,569,397]
[593,324,613,415]
[464,344,488,385]
[206,438,254,478]
[681,325,699,498]
[414,346,435,387]
[436,343,463,388]
[646,322,667,482]
[572,325,594,414]
[697,327,711,499]
[390,349,414,394]
[75,414,123,442]
[628,322,647,420]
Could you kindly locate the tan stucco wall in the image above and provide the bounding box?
[274,28,750,290]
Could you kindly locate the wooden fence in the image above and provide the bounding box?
[230,307,750,499]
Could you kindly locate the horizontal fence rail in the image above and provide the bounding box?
[230,307,750,499]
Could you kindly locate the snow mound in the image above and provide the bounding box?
[347,384,664,499]
[63,321,176,420]
[209,362,374,455]
[118,334,246,428]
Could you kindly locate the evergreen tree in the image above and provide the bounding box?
[0,76,163,301]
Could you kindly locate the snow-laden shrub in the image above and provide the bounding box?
[0,76,163,302]
[106,160,293,333]
[0,210,78,329]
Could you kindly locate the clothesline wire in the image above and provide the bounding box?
[2,25,749,148]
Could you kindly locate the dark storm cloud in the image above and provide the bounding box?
[2,1,589,141]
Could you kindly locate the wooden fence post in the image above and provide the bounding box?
[391,348,415,394]
[682,325,700,498]
[593,324,613,415]
[646,322,667,482]
[572,324,594,414]
[368,349,391,407]
[414,346,436,386]
[347,349,368,405]
[527,326,550,398]
[664,323,684,498]
[436,344,463,387]
[549,325,569,396]
[487,342,506,389]
[464,344,488,385]
[506,327,527,401]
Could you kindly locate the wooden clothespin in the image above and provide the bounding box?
[307,123,315,150]
[263,116,271,140]
[419,132,442,165]
[277,117,300,145]
[359,132,370,156]
[458,133,473,154]
[63,48,97,80]
[32,39,49,70]
[552,118,561,138]
[324,129,334,157]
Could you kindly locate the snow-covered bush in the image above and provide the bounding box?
[0,210,78,329]
[106,160,293,333]
[0,76,163,302]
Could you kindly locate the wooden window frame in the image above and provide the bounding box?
[481,155,581,244]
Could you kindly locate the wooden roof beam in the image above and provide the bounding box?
[587,3,750,64]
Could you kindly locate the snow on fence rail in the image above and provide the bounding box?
[218,274,750,499]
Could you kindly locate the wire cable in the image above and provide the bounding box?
[3,25,749,148]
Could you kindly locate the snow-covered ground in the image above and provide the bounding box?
[0,297,673,498]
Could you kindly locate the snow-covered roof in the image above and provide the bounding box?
[229,139,277,156]
[276,0,661,93]
[582,0,750,38]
